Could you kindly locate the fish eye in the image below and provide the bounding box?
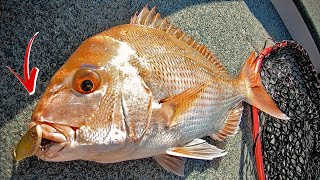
[80,80,94,92]
[73,69,100,94]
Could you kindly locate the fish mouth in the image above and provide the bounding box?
[28,121,78,161]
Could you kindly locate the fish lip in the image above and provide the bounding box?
[31,114,82,129]
[28,121,78,149]
[28,121,79,161]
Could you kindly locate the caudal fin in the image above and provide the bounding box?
[240,52,289,120]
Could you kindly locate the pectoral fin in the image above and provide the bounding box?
[160,83,206,127]
[166,139,227,160]
[153,154,185,176]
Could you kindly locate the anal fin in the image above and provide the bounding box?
[211,102,244,141]
[153,154,185,176]
[166,138,227,160]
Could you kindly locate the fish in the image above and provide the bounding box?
[15,6,289,176]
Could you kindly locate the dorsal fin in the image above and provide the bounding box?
[130,6,227,73]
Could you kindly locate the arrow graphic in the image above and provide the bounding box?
[6,32,40,95]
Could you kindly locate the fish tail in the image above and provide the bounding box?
[239,52,289,120]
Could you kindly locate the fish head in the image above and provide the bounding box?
[27,34,152,163]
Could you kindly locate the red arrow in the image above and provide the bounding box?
[6,32,40,95]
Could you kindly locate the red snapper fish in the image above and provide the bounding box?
[15,6,288,176]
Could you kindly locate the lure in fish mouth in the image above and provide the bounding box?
[15,125,42,162]
[28,122,76,161]
[15,6,289,176]
[14,120,79,162]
